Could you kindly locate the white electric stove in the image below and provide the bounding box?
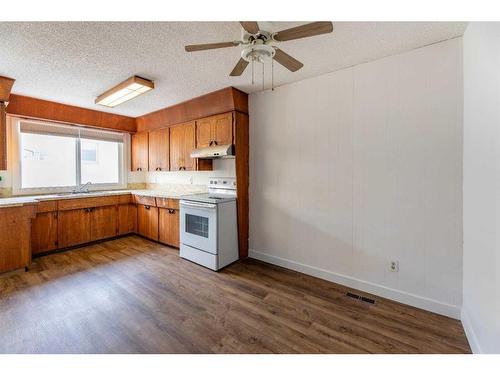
[179,177,238,271]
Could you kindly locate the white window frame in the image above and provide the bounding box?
[10,117,129,195]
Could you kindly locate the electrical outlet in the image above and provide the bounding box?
[389,261,399,272]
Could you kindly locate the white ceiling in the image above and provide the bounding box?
[0,22,467,117]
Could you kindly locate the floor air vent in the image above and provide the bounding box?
[346,292,375,304]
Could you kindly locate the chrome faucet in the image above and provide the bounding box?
[72,181,92,194]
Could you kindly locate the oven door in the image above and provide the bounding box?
[180,200,218,254]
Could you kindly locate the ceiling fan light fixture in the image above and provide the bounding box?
[95,76,154,108]
[241,44,275,63]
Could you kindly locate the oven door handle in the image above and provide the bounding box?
[180,200,217,210]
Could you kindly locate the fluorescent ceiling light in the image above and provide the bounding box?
[95,76,154,108]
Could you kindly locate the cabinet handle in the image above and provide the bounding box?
[137,167,142,171]
[209,140,213,146]
[158,167,162,171]
[144,205,150,210]
[213,140,218,146]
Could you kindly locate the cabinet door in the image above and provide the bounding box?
[148,128,169,171]
[90,206,117,241]
[183,122,196,171]
[159,208,180,248]
[31,211,58,254]
[196,117,213,148]
[131,132,149,171]
[137,205,159,241]
[58,209,91,248]
[118,204,137,235]
[213,113,233,146]
[0,205,35,273]
[169,125,184,171]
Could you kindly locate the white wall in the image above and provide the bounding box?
[249,38,463,318]
[462,22,500,354]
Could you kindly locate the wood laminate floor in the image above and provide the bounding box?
[0,235,470,353]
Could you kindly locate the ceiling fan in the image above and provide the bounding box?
[184,21,334,77]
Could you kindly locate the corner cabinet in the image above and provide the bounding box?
[131,131,149,171]
[169,121,196,171]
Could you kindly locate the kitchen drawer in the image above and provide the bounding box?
[36,200,58,213]
[58,196,119,211]
[134,195,156,207]
[156,197,179,210]
[117,194,133,204]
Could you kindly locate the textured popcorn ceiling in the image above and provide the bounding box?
[0,22,467,117]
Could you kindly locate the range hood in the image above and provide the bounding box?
[190,144,234,159]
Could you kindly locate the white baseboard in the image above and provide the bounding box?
[249,249,461,319]
[461,307,482,353]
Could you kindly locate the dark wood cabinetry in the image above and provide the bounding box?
[131,132,149,171]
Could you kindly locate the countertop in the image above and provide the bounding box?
[0,187,208,209]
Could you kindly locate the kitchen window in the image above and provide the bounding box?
[11,118,128,194]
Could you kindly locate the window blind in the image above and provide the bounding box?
[20,120,125,143]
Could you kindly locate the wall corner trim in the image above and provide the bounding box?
[249,248,462,320]
[461,306,482,354]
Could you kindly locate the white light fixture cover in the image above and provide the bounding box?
[95,76,154,107]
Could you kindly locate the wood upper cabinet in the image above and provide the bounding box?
[213,113,233,146]
[131,131,149,171]
[31,211,58,254]
[137,204,159,241]
[90,206,117,241]
[169,121,196,171]
[118,204,137,235]
[196,117,213,148]
[195,112,233,148]
[148,128,169,171]
[159,207,179,248]
[58,208,92,248]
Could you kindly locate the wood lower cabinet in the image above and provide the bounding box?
[31,211,58,254]
[58,208,92,248]
[90,206,117,241]
[131,131,149,171]
[0,204,36,273]
[148,128,169,171]
[159,207,179,248]
[137,204,159,241]
[118,204,137,235]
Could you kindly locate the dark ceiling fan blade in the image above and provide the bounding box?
[273,21,333,42]
[273,48,304,72]
[240,21,260,34]
[185,41,239,52]
[230,58,249,76]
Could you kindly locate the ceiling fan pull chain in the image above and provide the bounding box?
[251,48,254,85]
[272,57,274,91]
[262,59,265,91]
